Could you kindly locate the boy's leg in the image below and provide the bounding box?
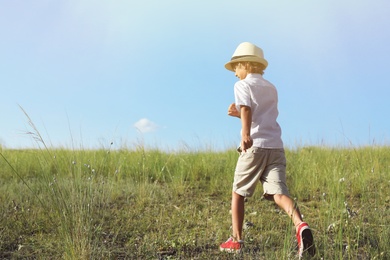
[273,194,303,228]
[220,191,245,252]
[273,194,316,257]
[231,191,245,241]
[221,147,266,252]
[261,150,302,228]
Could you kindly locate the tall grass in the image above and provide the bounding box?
[0,110,117,259]
[1,121,389,258]
[286,146,390,259]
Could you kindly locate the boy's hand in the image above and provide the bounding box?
[241,135,253,152]
[228,103,240,118]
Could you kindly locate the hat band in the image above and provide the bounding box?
[230,55,258,61]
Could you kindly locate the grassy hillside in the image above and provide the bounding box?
[1,145,389,259]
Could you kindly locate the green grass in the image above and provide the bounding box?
[1,144,389,259]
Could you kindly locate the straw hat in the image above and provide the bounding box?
[225,42,268,71]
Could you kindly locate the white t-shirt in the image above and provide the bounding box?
[234,73,283,148]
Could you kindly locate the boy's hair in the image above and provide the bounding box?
[234,62,265,75]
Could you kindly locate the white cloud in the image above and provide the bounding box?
[133,118,160,133]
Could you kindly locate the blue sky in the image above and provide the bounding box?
[1,0,390,150]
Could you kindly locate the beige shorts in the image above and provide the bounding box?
[233,147,290,198]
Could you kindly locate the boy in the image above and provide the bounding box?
[219,42,315,258]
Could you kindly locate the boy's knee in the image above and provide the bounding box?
[273,194,283,201]
[272,194,293,205]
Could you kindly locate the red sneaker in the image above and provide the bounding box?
[219,237,243,253]
[296,222,315,258]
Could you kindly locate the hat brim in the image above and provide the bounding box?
[224,56,268,72]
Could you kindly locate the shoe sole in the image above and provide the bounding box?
[302,228,316,257]
[219,247,242,254]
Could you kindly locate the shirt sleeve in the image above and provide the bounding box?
[234,81,251,110]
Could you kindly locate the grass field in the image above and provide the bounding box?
[1,143,389,259]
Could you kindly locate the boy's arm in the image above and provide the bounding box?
[240,105,253,151]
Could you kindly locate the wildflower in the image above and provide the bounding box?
[327,222,339,233]
[339,177,345,182]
